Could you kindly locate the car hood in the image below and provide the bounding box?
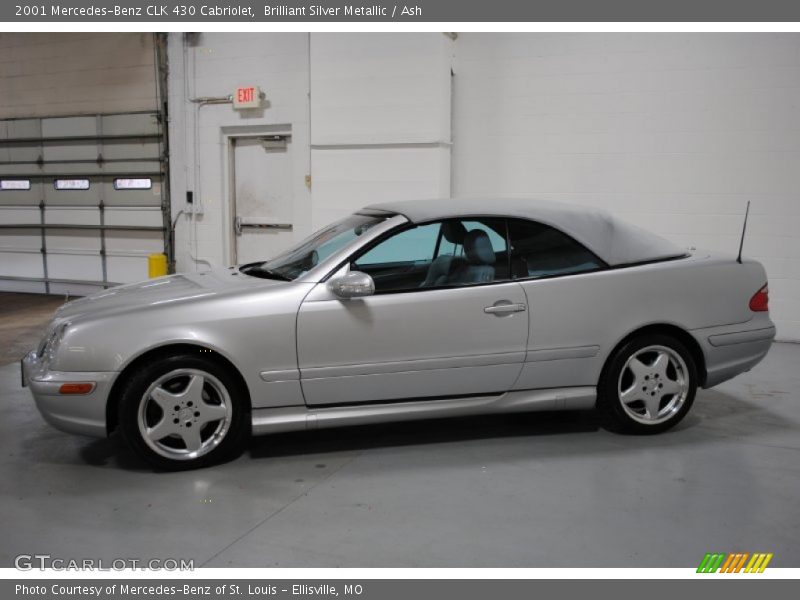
[54,268,283,321]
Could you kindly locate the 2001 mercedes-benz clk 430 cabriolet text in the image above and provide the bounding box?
[22,198,776,469]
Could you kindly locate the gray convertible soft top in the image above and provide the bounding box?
[364,197,687,267]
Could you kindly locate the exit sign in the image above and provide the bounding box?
[233,86,261,109]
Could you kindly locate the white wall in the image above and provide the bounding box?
[310,33,453,228]
[453,33,800,341]
[167,32,453,269]
[0,33,157,117]
[167,32,312,271]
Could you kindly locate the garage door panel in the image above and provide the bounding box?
[0,229,41,250]
[0,111,167,294]
[0,280,47,293]
[107,255,148,284]
[0,164,66,177]
[0,119,39,139]
[41,116,96,138]
[102,113,160,137]
[102,160,162,173]
[101,139,161,161]
[44,186,101,206]
[0,207,40,223]
[45,207,100,226]
[0,251,44,278]
[47,253,103,281]
[9,120,40,137]
[43,139,98,162]
[45,230,101,253]
[0,165,42,177]
[0,144,40,163]
[105,230,162,254]
[105,207,162,227]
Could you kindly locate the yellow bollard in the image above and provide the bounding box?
[148,253,168,278]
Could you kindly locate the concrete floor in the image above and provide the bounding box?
[0,292,798,567]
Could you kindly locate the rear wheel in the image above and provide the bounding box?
[118,353,249,470]
[598,334,697,434]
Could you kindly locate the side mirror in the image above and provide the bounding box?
[330,271,375,299]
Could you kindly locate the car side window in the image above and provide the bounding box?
[356,223,440,267]
[508,218,604,279]
[352,218,509,293]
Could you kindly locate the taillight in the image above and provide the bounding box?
[749,284,769,312]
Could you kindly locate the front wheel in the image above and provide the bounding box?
[598,334,698,434]
[118,353,249,470]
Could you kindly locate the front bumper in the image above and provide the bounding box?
[21,351,115,438]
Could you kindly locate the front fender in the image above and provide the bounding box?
[51,283,315,409]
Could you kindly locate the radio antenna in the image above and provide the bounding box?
[736,201,750,264]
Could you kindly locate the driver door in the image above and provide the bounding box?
[296,218,529,406]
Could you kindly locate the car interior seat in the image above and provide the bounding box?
[448,229,496,285]
[420,221,468,287]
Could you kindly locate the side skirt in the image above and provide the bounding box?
[251,386,596,436]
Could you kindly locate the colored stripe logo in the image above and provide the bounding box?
[697,552,773,573]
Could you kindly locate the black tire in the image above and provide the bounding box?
[597,333,698,434]
[117,352,250,470]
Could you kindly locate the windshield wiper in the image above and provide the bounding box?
[240,265,293,281]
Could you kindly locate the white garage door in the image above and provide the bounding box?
[0,111,168,296]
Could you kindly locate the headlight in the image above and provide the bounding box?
[39,322,69,364]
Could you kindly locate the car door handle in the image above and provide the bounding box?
[484,302,527,315]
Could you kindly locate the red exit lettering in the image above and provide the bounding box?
[237,87,254,103]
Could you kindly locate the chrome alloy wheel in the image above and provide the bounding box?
[617,345,689,425]
[137,369,233,461]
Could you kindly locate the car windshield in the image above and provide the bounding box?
[240,213,388,281]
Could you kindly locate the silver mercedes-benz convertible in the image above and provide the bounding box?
[22,198,775,469]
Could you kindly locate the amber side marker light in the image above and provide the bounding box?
[58,383,95,395]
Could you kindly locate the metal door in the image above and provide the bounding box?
[297,282,529,406]
[231,136,294,265]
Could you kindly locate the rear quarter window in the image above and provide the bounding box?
[508,218,604,279]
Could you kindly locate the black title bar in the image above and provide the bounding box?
[5,0,800,22]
